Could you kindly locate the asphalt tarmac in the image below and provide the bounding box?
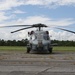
[0,51,75,75]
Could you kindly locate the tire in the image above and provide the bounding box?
[48,48,52,54]
[27,47,31,53]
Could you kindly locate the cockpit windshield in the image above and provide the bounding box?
[31,35,36,40]
[31,31,50,40]
[37,33,43,40]
[43,34,49,40]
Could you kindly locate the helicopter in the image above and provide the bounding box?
[0,23,75,53]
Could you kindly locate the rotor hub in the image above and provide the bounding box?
[32,23,47,27]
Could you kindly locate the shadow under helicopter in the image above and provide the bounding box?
[29,49,52,54]
[29,50,74,55]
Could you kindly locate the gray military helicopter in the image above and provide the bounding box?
[0,23,75,53]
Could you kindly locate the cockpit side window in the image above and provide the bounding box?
[43,34,49,40]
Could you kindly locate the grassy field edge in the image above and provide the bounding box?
[0,46,75,51]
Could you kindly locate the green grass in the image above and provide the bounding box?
[0,46,75,52]
[53,46,75,51]
[0,46,26,51]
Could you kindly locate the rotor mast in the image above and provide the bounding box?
[38,26,42,31]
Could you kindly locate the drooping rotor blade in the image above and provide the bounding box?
[0,23,47,28]
[11,27,33,33]
[0,25,32,28]
[56,28,75,34]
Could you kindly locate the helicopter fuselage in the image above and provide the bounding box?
[27,30,52,53]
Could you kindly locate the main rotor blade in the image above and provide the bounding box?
[11,27,33,33]
[0,25,32,28]
[56,28,75,34]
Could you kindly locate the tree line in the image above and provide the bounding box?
[51,40,75,46]
[0,39,75,46]
[0,39,29,46]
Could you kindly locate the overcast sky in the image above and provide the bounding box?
[0,0,75,40]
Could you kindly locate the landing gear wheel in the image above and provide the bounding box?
[49,48,52,54]
[27,47,31,53]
